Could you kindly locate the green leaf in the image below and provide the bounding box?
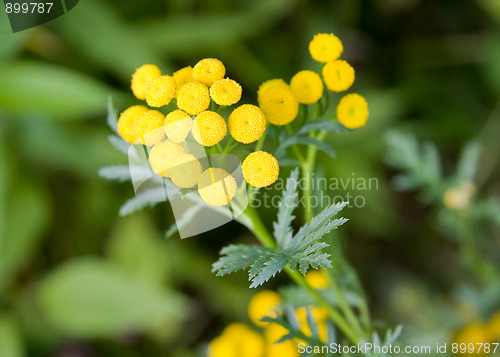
[99,165,151,183]
[457,140,481,182]
[119,187,166,216]
[37,258,186,337]
[165,203,204,239]
[0,314,24,357]
[107,96,118,133]
[109,135,131,155]
[212,244,274,277]
[297,121,345,135]
[273,168,299,246]
[249,253,288,288]
[276,136,335,160]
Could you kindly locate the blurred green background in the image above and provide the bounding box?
[1,0,500,356]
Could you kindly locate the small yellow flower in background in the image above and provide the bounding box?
[193,58,226,86]
[309,33,343,63]
[198,168,237,207]
[443,181,476,211]
[228,104,266,144]
[296,306,329,343]
[173,66,194,97]
[242,151,280,188]
[336,93,369,129]
[322,60,355,92]
[208,323,265,357]
[248,290,282,327]
[191,111,227,147]
[131,64,161,100]
[145,75,176,107]
[164,110,193,144]
[169,154,202,189]
[177,81,211,115]
[487,312,500,342]
[148,140,186,177]
[453,322,491,355]
[290,70,324,104]
[135,109,166,146]
[305,269,329,290]
[117,105,148,144]
[210,78,242,106]
[259,86,299,126]
[264,323,299,357]
[257,78,289,104]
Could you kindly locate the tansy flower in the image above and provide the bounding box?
[176,81,211,115]
[248,290,282,327]
[164,110,193,143]
[148,140,186,177]
[191,111,227,147]
[290,70,324,104]
[264,323,300,357]
[192,58,226,86]
[173,66,194,97]
[242,151,279,188]
[208,323,264,357]
[453,322,491,354]
[257,78,289,104]
[117,105,148,144]
[309,33,343,63]
[169,154,202,189]
[198,168,237,207]
[305,269,329,290]
[322,60,355,92]
[228,104,266,144]
[210,78,242,106]
[488,312,500,341]
[296,306,329,343]
[131,64,161,100]
[337,93,369,129]
[135,110,166,146]
[443,181,476,211]
[145,75,176,107]
[259,86,299,126]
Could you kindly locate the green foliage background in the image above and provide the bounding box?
[0,0,499,356]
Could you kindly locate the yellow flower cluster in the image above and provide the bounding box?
[453,312,500,355]
[209,289,331,357]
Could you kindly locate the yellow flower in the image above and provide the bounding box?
[248,290,282,327]
[257,78,289,104]
[259,86,299,126]
[191,111,227,147]
[305,270,329,290]
[135,110,166,146]
[264,323,299,357]
[131,64,161,100]
[443,181,476,211]
[242,151,279,188]
[208,323,265,357]
[170,154,202,189]
[148,140,186,177]
[487,312,500,342]
[322,60,355,92]
[290,70,324,104]
[453,322,491,355]
[336,93,369,129]
[228,104,266,144]
[145,75,176,107]
[176,81,211,115]
[173,66,194,97]
[192,58,226,86]
[164,110,193,143]
[117,105,148,144]
[198,168,237,207]
[309,33,343,63]
[296,306,329,343]
[210,78,242,106]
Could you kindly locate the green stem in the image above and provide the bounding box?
[223,137,235,155]
[255,127,268,151]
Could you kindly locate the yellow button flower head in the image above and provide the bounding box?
[290,70,324,104]
[198,168,237,207]
[192,58,226,86]
[322,60,355,92]
[131,64,161,100]
[176,81,211,115]
[337,93,369,129]
[264,324,299,357]
[135,110,166,146]
[248,290,282,327]
[454,322,491,348]
[208,323,265,357]
[191,111,227,147]
[296,306,329,342]
[259,86,299,126]
[164,110,193,143]
[309,33,343,63]
[228,104,266,144]
[117,105,148,144]
[145,75,176,107]
[210,78,242,106]
[148,140,186,177]
[172,66,194,97]
[488,312,500,341]
[305,269,329,289]
[257,78,289,104]
[242,151,279,188]
[169,154,202,189]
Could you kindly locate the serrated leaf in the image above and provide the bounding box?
[165,204,203,239]
[119,187,167,216]
[107,96,118,133]
[457,140,481,182]
[212,245,273,276]
[249,253,288,288]
[99,165,151,183]
[273,168,299,245]
[276,136,335,159]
